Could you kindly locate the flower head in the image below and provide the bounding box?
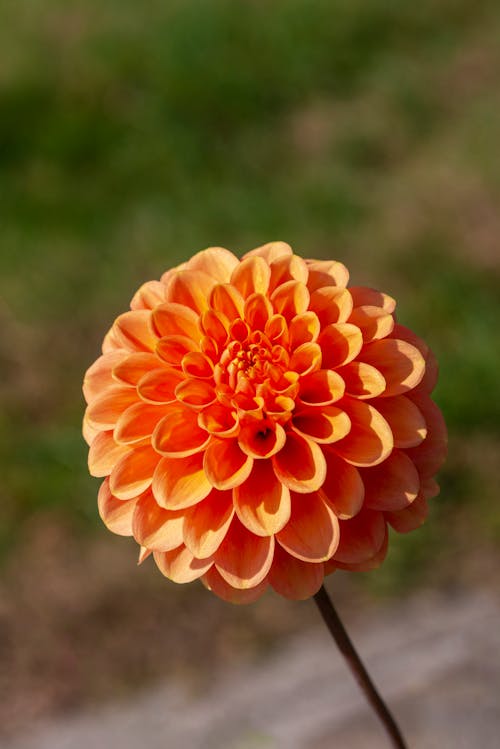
[83,242,447,603]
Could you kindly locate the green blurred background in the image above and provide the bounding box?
[1,0,499,734]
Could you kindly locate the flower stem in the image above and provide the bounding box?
[313,585,407,749]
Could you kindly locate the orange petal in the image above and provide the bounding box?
[113,353,164,386]
[114,402,168,445]
[337,362,386,399]
[269,254,309,291]
[292,406,351,444]
[385,491,429,533]
[405,394,447,478]
[277,491,339,562]
[85,386,138,429]
[88,431,130,477]
[109,445,159,500]
[83,351,127,403]
[198,403,239,438]
[237,418,286,458]
[361,449,419,511]
[372,395,427,448]
[202,566,269,604]
[83,415,100,445]
[200,308,229,347]
[183,489,234,557]
[234,459,291,536]
[264,314,289,346]
[272,431,327,493]
[152,302,201,340]
[101,326,123,353]
[181,351,214,379]
[348,286,396,313]
[305,259,349,291]
[231,256,271,298]
[156,334,198,365]
[244,293,273,331]
[164,269,216,313]
[318,323,363,369]
[288,312,321,348]
[299,369,345,406]
[347,305,394,343]
[243,241,292,264]
[154,545,213,583]
[152,453,212,510]
[133,490,185,551]
[360,339,425,397]
[335,527,388,571]
[333,397,393,467]
[152,403,210,457]
[214,516,274,589]
[175,378,216,408]
[333,508,386,564]
[130,280,167,310]
[268,544,324,600]
[137,367,185,403]
[320,450,364,519]
[309,287,353,325]
[187,246,239,283]
[113,310,158,352]
[204,438,253,490]
[98,478,138,536]
[289,342,322,376]
[271,280,310,320]
[209,283,245,321]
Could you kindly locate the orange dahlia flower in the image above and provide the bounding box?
[83,242,447,603]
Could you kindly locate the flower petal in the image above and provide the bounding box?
[333,508,386,564]
[288,312,321,349]
[113,310,158,352]
[98,478,138,536]
[83,351,127,402]
[152,453,212,509]
[385,492,429,533]
[237,418,286,458]
[333,397,393,467]
[187,246,239,283]
[133,491,185,551]
[183,489,234,557]
[198,403,239,438]
[272,431,327,493]
[202,567,269,604]
[320,450,364,519]
[277,491,339,562]
[114,402,169,445]
[231,256,271,298]
[360,339,425,397]
[234,459,291,536]
[305,259,349,291]
[309,287,353,325]
[299,369,345,406]
[347,305,394,343]
[181,351,214,379]
[361,449,420,511]
[405,394,447,478]
[269,254,309,291]
[210,283,245,321]
[137,367,185,403]
[152,302,201,339]
[164,269,216,313]
[113,353,165,386]
[88,431,129,477]
[271,280,310,320]
[293,407,351,444]
[109,445,159,500]
[154,545,213,583]
[318,323,363,369]
[335,527,388,571]
[175,378,216,408]
[289,342,322,376]
[348,286,396,313]
[204,438,254,490]
[152,403,210,457]
[243,293,273,331]
[337,362,386,399]
[215,516,274,589]
[85,386,138,429]
[373,395,427,448]
[243,241,292,264]
[156,335,198,365]
[268,544,324,600]
[130,280,167,310]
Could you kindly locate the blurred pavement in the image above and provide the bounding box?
[4,590,499,749]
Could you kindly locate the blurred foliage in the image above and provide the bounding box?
[1,0,500,588]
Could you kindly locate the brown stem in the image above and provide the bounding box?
[313,585,408,749]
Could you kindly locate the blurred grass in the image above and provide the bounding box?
[1,0,500,589]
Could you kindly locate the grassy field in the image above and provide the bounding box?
[1,0,500,728]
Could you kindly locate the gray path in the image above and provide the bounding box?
[4,591,499,749]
